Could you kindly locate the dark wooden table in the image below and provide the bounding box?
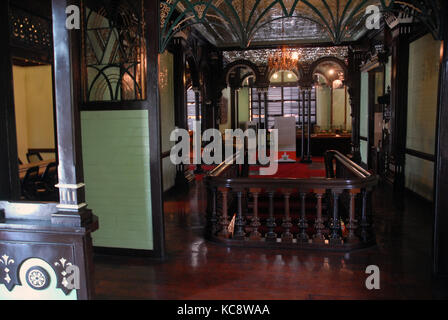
[296,134,352,157]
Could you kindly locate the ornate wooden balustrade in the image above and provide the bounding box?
[204,150,378,251]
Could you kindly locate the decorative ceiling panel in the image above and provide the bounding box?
[223,46,349,66]
[160,1,442,51]
[160,0,393,50]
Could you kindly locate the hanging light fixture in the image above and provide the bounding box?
[268,46,300,72]
[267,18,299,73]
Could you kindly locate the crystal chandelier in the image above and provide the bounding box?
[267,46,300,72]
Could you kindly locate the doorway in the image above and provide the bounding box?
[12,58,58,202]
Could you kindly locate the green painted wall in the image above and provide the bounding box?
[407,33,440,154]
[81,110,153,250]
[405,33,441,201]
[385,59,392,90]
[219,87,231,133]
[316,86,351,131]
[405,154,434,201]
[360,72,369,164]
[316,86,330,129]
[360,140,368,165]
[159,51,176,192]
[238,87,250,127]
[333,87,351,131]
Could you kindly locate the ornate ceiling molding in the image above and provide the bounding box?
[160,0,444,52]
[160,0,390,51]
[223,46,349,66]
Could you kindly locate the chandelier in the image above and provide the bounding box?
[267,47,300,72]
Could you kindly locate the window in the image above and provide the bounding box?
[187,88,201,131]
[250,86,316,130]
[250,89,265,124]
[82,0,146,102]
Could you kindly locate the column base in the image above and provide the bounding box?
[51,208,93,227]
[300,157,313,164]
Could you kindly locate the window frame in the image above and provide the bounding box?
[250,85,316,130]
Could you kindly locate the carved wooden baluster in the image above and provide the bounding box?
[347,189,360,243]
[218,187,230,238]
[234,189,246,240]
[360,189,370,243]
[281,189,293,243]
[249,188,262,241]
[210,187,218,235]
[297,191,309,242]
[266,190,277,242]
[329,190,343,244]
[313,189,326,243]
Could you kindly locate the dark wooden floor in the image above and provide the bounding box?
[93,181,448,300]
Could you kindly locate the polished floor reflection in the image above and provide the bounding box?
[93,181,447,300]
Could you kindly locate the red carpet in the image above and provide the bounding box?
[187,157,326,181]
[249,157,326,179]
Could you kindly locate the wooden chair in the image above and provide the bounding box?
[27,152,43,163]
[37,162,58,201]
[21,166,40,200]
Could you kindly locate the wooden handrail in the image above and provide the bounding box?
[325,150,371,179]
[205,150,377,191]
[204,149,378,251]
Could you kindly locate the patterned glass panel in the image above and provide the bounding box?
[9,6,52,51]
[83,0,146,102]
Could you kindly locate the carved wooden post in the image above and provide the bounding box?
[249,188,262,241]
[0,0,20,200]
[234,189,246,240]
[300,89,306,161]
[347,46,363,163]
[297,191,309,242]
[300,86,312,163]
[257,91,262,128]
[51,0,92,227]
[313,189,326,243]
[218,187,230,238]
[266,190,277,241]
[230,87,236,130]
[330,190,343,244]
[173,38,189,188]
[210,187,218,235]
[434,0,448,277]
[390,24,411,195]
[347,189,360,243]
[193,87,204,174]
[306,88,312,162]
[360,189,369,243]
[281,189,293,243]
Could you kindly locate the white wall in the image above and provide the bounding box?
[13,65,55,162]
[405,33,441,201]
